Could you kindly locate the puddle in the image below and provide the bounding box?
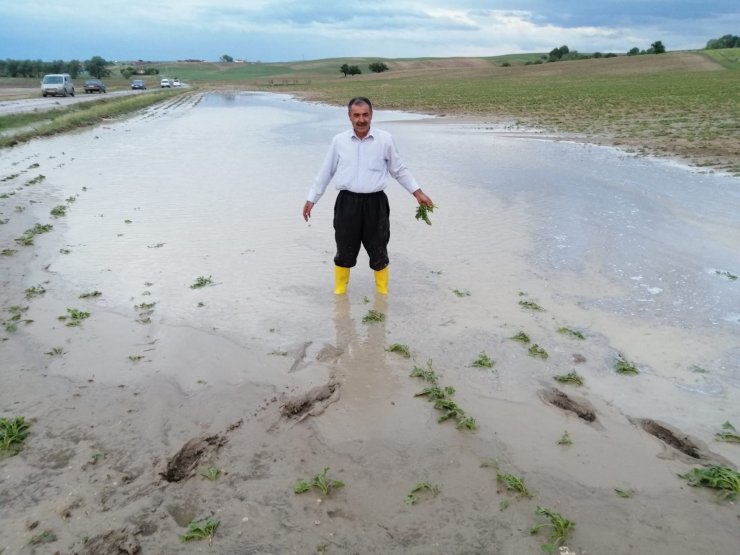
[1,91,738,436]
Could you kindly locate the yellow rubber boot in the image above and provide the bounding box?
[374,266,389,295]
[334,266,350,295]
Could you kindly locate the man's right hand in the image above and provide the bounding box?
[303,201,314,222]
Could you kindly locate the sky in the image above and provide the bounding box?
[1,0,738,63]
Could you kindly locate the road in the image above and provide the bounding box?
[0,86,180,116]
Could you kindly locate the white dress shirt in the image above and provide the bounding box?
[307,127,420,204]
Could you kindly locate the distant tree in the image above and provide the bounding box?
[627,47,640,56]
[548,45,570,61]
[593,52,602,58]
[66,60,82,79]
[347,65,362,76]
[706,34,740,49]
[501,62,511,67]
[120,66,135,79]
[651,41,666,54]
[340,63,350,76]
[605,53,618,58]
[85,56,111,78]
[220,54,234,63]
[368,61,389,73]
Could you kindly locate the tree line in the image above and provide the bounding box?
[0,56,114,79]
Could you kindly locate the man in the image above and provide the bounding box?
[303,97,433,295]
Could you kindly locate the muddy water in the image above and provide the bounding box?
[2,91,738,433]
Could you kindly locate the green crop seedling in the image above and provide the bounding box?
[558,431,573,446]
[614,354,639,375]
[679,465,740,500]
[294,467,345,497]
[362,309,385,324]
[528,344,549,359]
[190,275,214,289]
[386,343,411,358]
[553,371,583,386]
[0,416,30,454]
[530,506,575,553]
[511,331,531,344]
[180,519,220,544]
[410,359,439,383]
[715,421,740,443]
[557,327,585,340]
[471,351,494,368]
[404,481,440,505]
[496,471,532,498]
[201,466,222,481]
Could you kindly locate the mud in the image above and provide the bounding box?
[160,434,227,483]
[539,387,598,423]
[1,92,738,554]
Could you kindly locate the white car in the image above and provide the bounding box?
[173,79,181,87]
[160,78,171,88]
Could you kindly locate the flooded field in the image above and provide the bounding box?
[1,92,738,554]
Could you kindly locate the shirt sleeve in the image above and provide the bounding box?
[306,137,339,204]
[386,135,419,194]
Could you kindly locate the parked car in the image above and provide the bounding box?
[160,78,171,88]
[131,79,146,90]
[173,78,181,87]
[83,79,107,93]
[41,73,74,97]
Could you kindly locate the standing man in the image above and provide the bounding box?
[303,97,433,295]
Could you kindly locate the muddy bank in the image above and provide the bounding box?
[1,92,738,554]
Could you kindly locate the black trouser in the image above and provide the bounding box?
[333,190,390,270]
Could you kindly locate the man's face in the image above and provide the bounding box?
[349,102,372,138]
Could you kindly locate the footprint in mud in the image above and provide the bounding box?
[83,527,141,555]
[160,434,226,483]
[539,387,599,425]
[280,380,340,422]
[629,417,733,465]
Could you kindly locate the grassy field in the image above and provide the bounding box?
[1,49,738,173]
[160,50,740,174]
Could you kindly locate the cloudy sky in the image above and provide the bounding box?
[1,0,737,62]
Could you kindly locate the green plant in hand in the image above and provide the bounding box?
[294,467,345,496]
[415,203,436,225]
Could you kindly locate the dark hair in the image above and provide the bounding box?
[348,96,372,113]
